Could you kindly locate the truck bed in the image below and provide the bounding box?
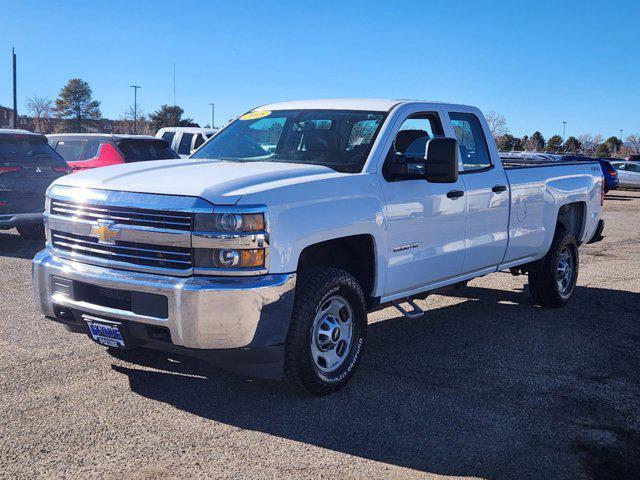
[501,159,602,268]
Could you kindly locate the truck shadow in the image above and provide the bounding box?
[110,284,640,479]
[0,231,44,260]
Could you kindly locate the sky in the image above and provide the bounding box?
[1,0,638,140]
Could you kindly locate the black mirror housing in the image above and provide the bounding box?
[425,137,459,183]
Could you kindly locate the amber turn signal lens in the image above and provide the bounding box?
[240,249,265,268]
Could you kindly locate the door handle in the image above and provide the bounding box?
[446,190,465,199]
[492,185,507,193]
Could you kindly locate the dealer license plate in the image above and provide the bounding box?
[84,316,125,348]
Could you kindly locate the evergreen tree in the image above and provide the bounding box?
[54,78,101,132]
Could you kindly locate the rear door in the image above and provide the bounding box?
[445,110,510,274]
[0,135,69,214]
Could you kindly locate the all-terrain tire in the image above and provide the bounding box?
[528,226,579,308]
[284,267,367,396]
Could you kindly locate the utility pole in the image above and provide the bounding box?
[130,85,141,134]
[12,48,17,129]
[173,63,176,105]
[562,121,567,143]
[209,103,215,129]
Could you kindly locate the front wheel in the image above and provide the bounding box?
[528,227,579,308]
[284,267,367,396]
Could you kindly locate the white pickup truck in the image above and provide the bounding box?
[33,99,605,395]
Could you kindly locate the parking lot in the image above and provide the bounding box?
[0,191,638,480]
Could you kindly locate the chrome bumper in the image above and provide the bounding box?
[33,249,296,350]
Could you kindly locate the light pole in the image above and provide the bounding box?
[209,103,215,129]
[130,85,141,134]
[562,121,567,143]
[619,129,623,153]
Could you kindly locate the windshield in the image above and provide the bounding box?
[191,109,387,173]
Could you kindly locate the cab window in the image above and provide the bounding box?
[193,134,206,150]
[161,131,175,145]
[449,112,492,172]
[383,112,444,181]
[178,133,194,155]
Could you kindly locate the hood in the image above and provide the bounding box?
[53,159,342,205]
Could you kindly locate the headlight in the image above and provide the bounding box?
[193,208,268,274]
[194,248,265,269]
[194,212,265,232]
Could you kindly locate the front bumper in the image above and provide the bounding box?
[0,212,43,229]
[33,250,296,376]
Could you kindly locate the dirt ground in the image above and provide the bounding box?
[1,191,639,479]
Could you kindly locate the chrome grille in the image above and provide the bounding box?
[50,199,193,231]
[51,230,193,270]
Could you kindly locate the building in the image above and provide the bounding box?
[0,105,14,128]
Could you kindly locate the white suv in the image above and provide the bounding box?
[156,127,217,158]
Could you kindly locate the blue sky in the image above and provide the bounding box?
[1,0,637,139]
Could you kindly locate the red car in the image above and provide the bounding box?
[47,134,179,171]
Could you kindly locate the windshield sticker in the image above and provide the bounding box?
[239,110,271,121]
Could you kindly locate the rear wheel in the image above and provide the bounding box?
[17,224,44,240]
[284,267,367,396]
[528,227,578,308]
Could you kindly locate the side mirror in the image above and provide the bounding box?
[425,137,459,183]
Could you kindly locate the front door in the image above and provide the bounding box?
[379,110,467,298]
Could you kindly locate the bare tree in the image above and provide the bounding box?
[25,95,54,133]
[626,134,640,154]
[577,134,603,155]
[484,111,509,137]
[111,105,151,135]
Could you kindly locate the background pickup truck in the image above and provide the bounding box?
[33,99,605,396]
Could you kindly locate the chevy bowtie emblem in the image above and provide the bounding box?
[90,220,120,244]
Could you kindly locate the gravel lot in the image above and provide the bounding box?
[1,191,639,480]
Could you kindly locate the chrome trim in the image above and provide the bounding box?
[48,244,193,277]
[46,213,192,248]
[194,266,269,276]
[52,232,191,257]
[33,250,296,349]
[192,232,268,249]
[51,202,192,229]
[52,238,192,265]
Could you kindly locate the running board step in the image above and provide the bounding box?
[392,298,424,319]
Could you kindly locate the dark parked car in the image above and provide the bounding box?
[47,134,179,172]
[559,155,619,193]
[0,129,71,238]
[627,154,640,162]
